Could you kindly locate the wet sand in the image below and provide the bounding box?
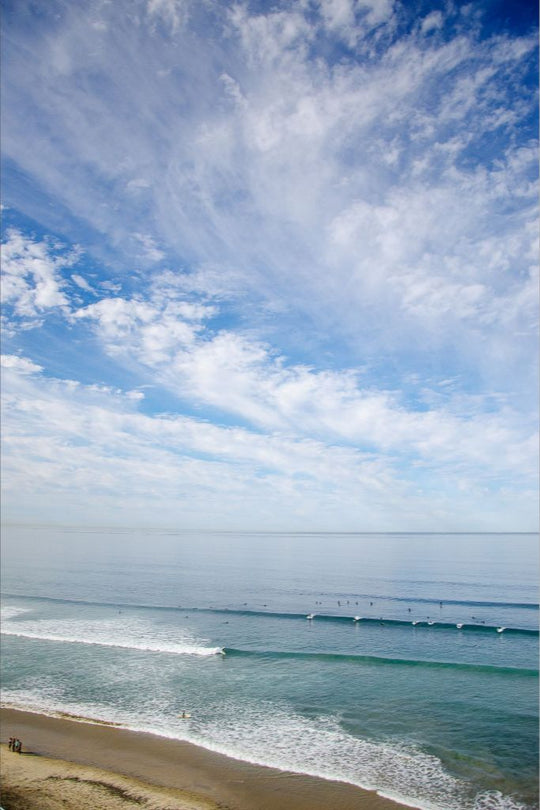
[1,708,404,810]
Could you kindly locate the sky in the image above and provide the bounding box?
[1,0,538,532]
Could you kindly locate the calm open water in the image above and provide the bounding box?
[1,527,538,810]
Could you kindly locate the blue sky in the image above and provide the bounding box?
[1,0,538,531]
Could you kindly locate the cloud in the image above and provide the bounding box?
[146,0,187,33]
[1,230,73,323]
[421,11,444,35]
[4,1,534,295]
[2,223,531,495]
[2,359,536,530]
[133,233,166,263]
[71,273,96,293]
[69,280,538,490]
[1,0,537,530]
[73,279,216,365]
[1,354,43,375]
[0,360,395,528]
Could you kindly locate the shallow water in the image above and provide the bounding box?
[1,528,538,810]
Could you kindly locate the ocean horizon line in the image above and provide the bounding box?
[1,523,537,536]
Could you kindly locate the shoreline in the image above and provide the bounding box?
[1,707,406,810]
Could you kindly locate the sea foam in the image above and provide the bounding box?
[1,613,223,656]
[1,686,534,810]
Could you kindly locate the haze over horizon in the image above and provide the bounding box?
[1,0,538,533]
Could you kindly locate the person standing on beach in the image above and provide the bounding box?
[8,736,14,750]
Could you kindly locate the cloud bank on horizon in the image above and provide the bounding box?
[1,0,538,531]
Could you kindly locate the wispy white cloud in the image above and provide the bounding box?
[133,233,166,263]
[1,354,43,374]
[420,11,443,35]
[70,280,538,487]
[70,273,92,292]
[146,0,188,33]
[3,1,535,318]
[1,0,537,529]
[1,230,73,323]
[2,359,536,530]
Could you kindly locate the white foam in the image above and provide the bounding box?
[473,791,531,810]
[185,702,468,810]
[1,614,222,657]
[1,690,131,727]
[0,605,31,620]
[1,691,532,810]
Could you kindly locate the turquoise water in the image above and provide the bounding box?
[1,528,538,809]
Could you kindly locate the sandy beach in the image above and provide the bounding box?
[1,708,404,810]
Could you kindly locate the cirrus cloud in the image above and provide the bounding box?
[1,0,537,530]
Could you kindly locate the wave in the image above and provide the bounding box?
[198,608,538,636]
[2,696,535,810]
[222,648,538,676]
[2,595,537,636]
[0,605,31,620]
[3,622,535,673]
[319,593,539,610]
[4,591,538,614]
[0,610,224,657]
[1,627,224,656]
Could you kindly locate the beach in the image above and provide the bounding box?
[0,708,403,810]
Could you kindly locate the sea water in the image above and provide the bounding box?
[1,527,538,810]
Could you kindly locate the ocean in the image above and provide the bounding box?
[1,527,538,810]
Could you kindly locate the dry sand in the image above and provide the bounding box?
[0,708,404,810]
[1,745,219,810]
